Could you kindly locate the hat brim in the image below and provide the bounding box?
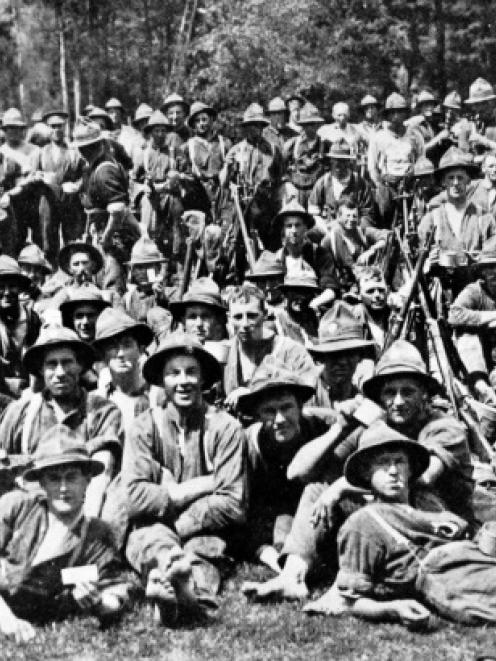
[18,258,52,275]
[133,115,152,126]
[297,117,325,125]
[59,243,104,274]
[344,438,430,490]
[143,341,222,389]
[23,339,97,376]
[237,381,315,414]
[436,163,479,179]
[245,270,285,280]
[24,456,104,481]
[93,323,154,353]
[144,122,172,133]
[75,135,105,148]
[383,106,408,115]
[286,95,305,104]
[169,298,227,319]
[279,283,321,294]
[2,121,26,129]
[126,256,167,265]
[273,209,315,231]
[161,101,190,114]
[60,298,110,323]
[242,118,270,127]
[327,153,356,161]
[465,94,496,105]
[0,272,32,291]
[309,338,376,355]
[362,370,441,402]
[43,111,69,124]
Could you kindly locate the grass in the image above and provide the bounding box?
[3,563,495,661]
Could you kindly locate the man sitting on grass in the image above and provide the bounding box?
[0,425,129,643]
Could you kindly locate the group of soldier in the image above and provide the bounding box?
[3,74,496,644]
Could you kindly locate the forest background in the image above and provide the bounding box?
[0,0,495,123]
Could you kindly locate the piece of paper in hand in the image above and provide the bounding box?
[61,564,98,586]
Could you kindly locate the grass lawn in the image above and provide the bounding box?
[3,564,494,661]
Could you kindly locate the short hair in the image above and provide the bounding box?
[482,152,496,169]
[337,195,358,212]
[355,265,386,286]
[227,283,266,312]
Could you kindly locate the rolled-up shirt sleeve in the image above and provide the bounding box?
[448,281,496,329]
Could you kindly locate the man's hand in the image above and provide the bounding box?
[224,386,250,411]
[394,599,430,624]
[0,613,36,643]
[72,581,102,611]
[0,193,10,209]
[356,247,376,266]
[474,378,496,405]
[311,483,342,529]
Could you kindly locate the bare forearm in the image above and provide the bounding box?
[352,597,398,621]
[171,475,215,511]
[287,422,343,482]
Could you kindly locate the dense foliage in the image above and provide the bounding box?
[1,0,496,120]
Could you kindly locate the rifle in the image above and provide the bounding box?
[229,182,257,273]
[179,236,195,299]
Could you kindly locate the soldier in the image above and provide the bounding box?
[356,94,382,146]
[350,266,392,353]
[122,331,247,623]
[278,269,320,343]
[39,110,86,248]
[468,152,496,216]
[408,89,437,143]
[308,141,375,231]
[88,107,134,171]
[284,103,326,207]
[132,103,153,138]
[368,93,424,228]
[286,92,305,134]
[461,78,496,158]
[169,277,227,344]
[318,102,362,156]
[59,288,110,344]
[17,243,52,309]
[105,97,142,160]
[264,97,297,151]
[161,93,191,147]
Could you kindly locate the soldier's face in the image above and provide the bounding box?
[69,252,93,282]
[287,290,312,314]
[103,333,141,375]
[283,216,307,247]
[48,120,65,143]
[107,108,122,127]
[40,465,90,519]
[387,109,407,129]
[256,391,302,444]
[367,449,411,501]
[243,124,264,141]
[42,346,83,399]
[19,262,45,287]
[183,304,218,344]
[364,105,379,122]
[331,159,352,182]
[419,101,436,118]
[483,155,496,182]
[4,126,24,146]
[359,278,387,311]
[72,304,100,342]
[481,267,496,298]
[229,297,265,344]
[0,278,20,311]
[319,351,362,391]
[338,206,359,230]
[288,100,302,122]
[256,276,284,305]
[269,111,286,129]
[193,112,212,136]
[150,125,167,147]
[443,168,469,200]
[162,354,203,409]
[379,376,428,427]
[167,104,186,129]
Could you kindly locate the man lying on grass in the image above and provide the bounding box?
[0,425,129,643]
[304,422,496,626]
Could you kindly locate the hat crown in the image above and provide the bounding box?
[105,97,122,109]
[62,284,104,306]
[360,94,379,106]
[468,77,495,102]
[88,107,108,120]
[438,146,475,171]
[413,156,435,176]
[18,243,51,271]
[283,264,318,288]
[317,301,366,343]
[183,277,223,305]
[134,103,153,121]
[130,236,165,263]
[374,339,427,378]
[417,90,437,104]
[0,255,24,278]
[385,93,407,110]
[146,110,170,128]
[242,103,267,124]
[443,91,461,109]
[2,107,25,126]
[358,420,413,452]
[268,97,286,113]
[249,250,285,277]
[35,326,83,347]
[73,119,102,144]
[33,425,90,466]
[189,101,213,116]
[298,102,324,123]
[95,306,138,340]
[249,354,317,393]
[278,199,308,217]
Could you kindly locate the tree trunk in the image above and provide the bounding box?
[433,0,446,96]
[73,65,81,119]
[12,0,24,109]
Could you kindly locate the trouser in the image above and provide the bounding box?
[125,523,226,596]
[374,177,409,229]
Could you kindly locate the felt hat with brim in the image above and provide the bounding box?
[59,287,110,326]
[169,277,227,318]
[279,268,321,294]
[241,103,270,126]
[309,301,375,355]
[161,93,190,114]
[2,108,26,128]
[443,91,462,110]
[42,109,68,125]
[327,140,356,161]
[436,146,479,179]
[237,356,315,414]
[59,241,104,275]
[384,93,408,113]
[143,330,222,388]
[475,247,496,268]
[105,97,124,111]
[360,94,380,107]
[133,103,153,125]
[18,243,52,274]
[72,119,104,148]
[344,421,430,490]
[23,424,104,481]
[465,78,496,105]
[272,199,315,232]
[88,107,112,130]
[413,156,435,178]
[92,306,153,352]
[297,103,325,125]
[416,90,437,105]
[362,339,441,401]
[245,251,285,280]
[286,93,306,105]
[23,327,96,376]
[267,97,287,114]
[0,255,32,291]
[83,104,95,116]
[127,236,166,265]
[187,102,217,128]
[144,110,171,133]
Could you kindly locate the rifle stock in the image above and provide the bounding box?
[229,182,257,272]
